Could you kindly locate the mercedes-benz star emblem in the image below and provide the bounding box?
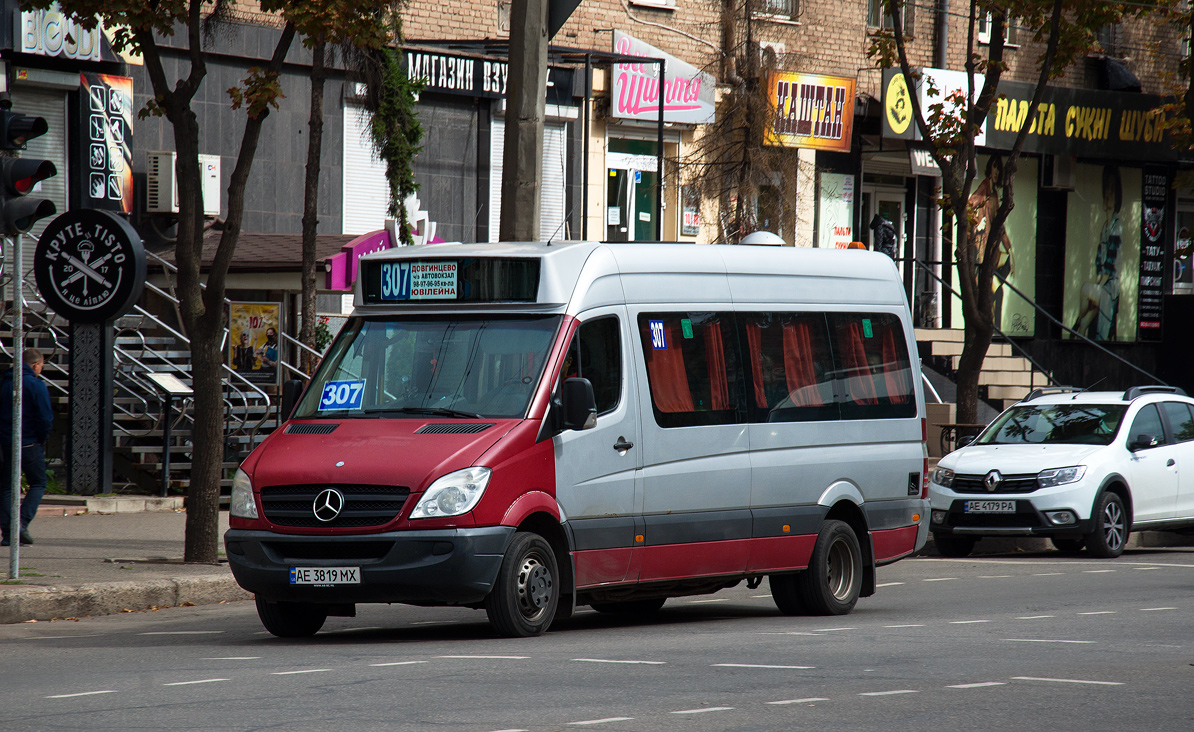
[984,470,1003,492]
[313,488,346,522]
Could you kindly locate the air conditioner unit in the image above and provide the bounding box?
[1040,154,1075,191]
[146,151,222,216]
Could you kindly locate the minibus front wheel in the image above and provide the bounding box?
[255,598,328,638]
[484,531,559,637]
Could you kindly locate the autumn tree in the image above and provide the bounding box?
[869,0,1156,425]
[36,0,399,562]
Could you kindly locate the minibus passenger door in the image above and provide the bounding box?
[552,309,643,588]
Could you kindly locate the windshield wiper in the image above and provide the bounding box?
[363,405,484,419]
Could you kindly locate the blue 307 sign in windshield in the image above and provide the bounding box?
[379,261,458,300]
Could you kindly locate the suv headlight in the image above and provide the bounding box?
[1037,466,1086,488]
[410,467,492,519]
[932,467,954,488]
[230,468,258,519]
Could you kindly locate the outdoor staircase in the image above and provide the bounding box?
[1,251,316,495]
[915,328,1051,412]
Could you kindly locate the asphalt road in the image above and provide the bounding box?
[3,548,1194,731]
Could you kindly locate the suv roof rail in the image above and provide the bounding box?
[1123,385,1187,400]
[1022,386,1080,402]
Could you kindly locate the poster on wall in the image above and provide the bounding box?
[681,186,700,237]
[950,155,1038,336]
[818,172,854,248]
[228,302,281,386]
[1174,209,1194,295]
[1138,167,1167,340]
[79,73,133,213]
[1063,164,1142,342]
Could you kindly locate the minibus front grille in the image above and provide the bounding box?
[284,423,340,435]
[952,474,1039,493]
[264,541,394,562]
[259,484,409,528]
[415,423,496,434]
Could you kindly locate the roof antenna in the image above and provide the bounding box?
[1073,377,1106,399]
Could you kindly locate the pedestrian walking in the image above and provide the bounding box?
[1,348,53,547]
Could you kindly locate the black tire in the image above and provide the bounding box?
[1051,537,1085,554]
[255,597,327,638]
[769,573,805,616]
[485,532,559,638]
[796,520,863,616]
[590,598,667,615]
[1086,491,1128,558]
[933,534,976,558]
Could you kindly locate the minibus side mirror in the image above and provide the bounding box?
[281,379,305,422]
[561,377,597,431]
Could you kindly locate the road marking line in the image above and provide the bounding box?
[46,690,117,698]
[948,682,1006,689]
[752,594,772,598]
[1134,567,1161,571]
[1016,615,1055,620]
[977,575,1012,578]
[1140,607,1177,611]
[713,663,814,669]
[671,707,734,714]
[271,669,331,675]
[1013,676,1123,686]
[813,627,856,632]
[1078,611,1116,615]
[163,678,229,686]
[205,657,261,660]
[487,729,529,732]
[767,697,830,705]
[924,577,957,582]
[18,635,101,640]
[1033,572,1064,576]
[949,620,990,624]
[688,598,729,604]
[860,690,919,696]
[1083,570,1117,574]
[573,658,666,665]
[1003,639,1095,644]
[139,631,225,635]
[568,718,634,726]
[438,655,529,660]
[877,582,904,587]
[370,661,429,667]
[884,624,925,628]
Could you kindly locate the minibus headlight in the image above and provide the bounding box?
[410,467,492,519]
[1037,466,1086,488]
[932,467,954,488]
[230,468,258,519]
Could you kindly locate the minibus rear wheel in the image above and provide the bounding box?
[255,598,328,638]
[796,520,862,616]
[485,531,559,638]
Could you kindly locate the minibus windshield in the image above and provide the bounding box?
[976,404,1127,446]
[294,315,562,419]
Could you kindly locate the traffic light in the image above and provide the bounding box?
[0,108,56,236]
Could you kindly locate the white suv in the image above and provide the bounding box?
[929,386,1194,558]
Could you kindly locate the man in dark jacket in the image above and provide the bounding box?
[1,349,53,547]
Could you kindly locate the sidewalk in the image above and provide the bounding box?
[0,506,251,624]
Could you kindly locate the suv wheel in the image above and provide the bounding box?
[1051,537,1085,554]
[1086,492,1128,558]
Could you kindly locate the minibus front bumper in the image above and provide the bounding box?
[224,526,517,606]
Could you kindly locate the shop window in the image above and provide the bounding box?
[826,313,915,420]
[867,0,914,35]
[742,313,837,423]
[758,0,799,19]
[559,317,622,416]
[638,313,742,428]
[978,12,1020,47]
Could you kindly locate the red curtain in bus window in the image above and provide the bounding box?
[782,321,824,407]
[880,326,910,404]
[704,322,730,410]
[840,321,879,405]
[745,322,768,408]
[645,321,695,413]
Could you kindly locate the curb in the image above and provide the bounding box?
[37,496,185,517]
[0,575,252,624]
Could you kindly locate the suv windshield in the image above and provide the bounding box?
[294,315,562,419]
[977,404,1128,446]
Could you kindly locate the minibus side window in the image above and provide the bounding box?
[825,313,915,420]
[740,312,838,423]
[638,313,742,428]
[559,317,622,415]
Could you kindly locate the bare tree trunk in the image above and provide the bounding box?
[300,42,327,374]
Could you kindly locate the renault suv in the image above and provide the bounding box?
[929,386,1194,558]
